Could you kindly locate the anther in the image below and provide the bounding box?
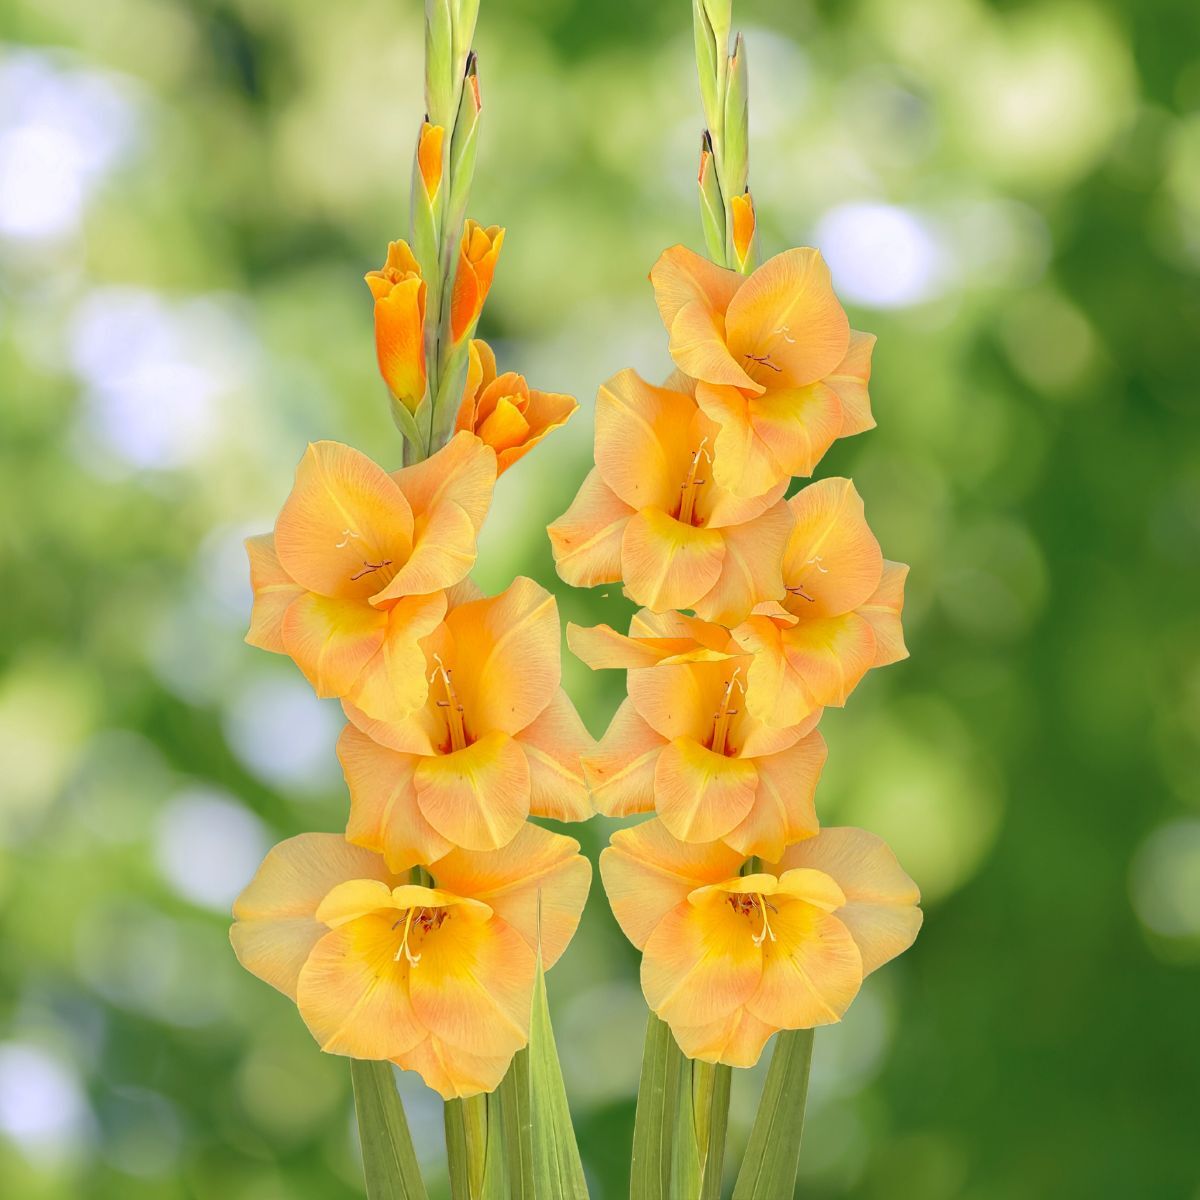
[351,559,393,581]
[744,353,782,373]
[751,895,777,947]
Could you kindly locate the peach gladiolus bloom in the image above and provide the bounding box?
[366,240,428,412]
[650,244,875,496]
[338,577,593,857]
[246,432,496,725]
[733,476,908,728]
[600,820,921,1067]
[581,648,826,861]
[548,370,792,625]
[455,340,578,474]
[231,824,591,1099]
[450,220,504,343]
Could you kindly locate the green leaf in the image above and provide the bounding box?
[496,1050,535,1199]
[528,960,588,1198]
[445,1095,489,1200]
[693,1059,732,1200]
[423,0,455,129]
[731,1029,815,1200]
[351,1059,430,1200]
[630,1014,684,1200]
[698,132,727,266]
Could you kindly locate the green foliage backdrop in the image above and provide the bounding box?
[1,0,1198,1196]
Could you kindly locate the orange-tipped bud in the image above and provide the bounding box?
[731,190,756,269]
[449,220,504,343]
[416,122,445,200]
[364,240,427,412]
[455,339,578,474]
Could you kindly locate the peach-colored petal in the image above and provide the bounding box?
[430,823,591,968]
[548,469,632,589]
[245,534,303,653]
[281,593,387,698]
[518,689,594,823]
[295,913,426,1059]
[600,819,746,949]
[345,592,447,723]
[740,381,844,485]
[650,244,742,328]
[722,730,826,861]
[671,1008,775,1068]
[669,298,760,391]
[582,698,665,818]
[567,612,736,671]
[693,501,791,625]
[230,833,395,1001]
[642,894,762,1026]
[826,330,876,438]
[391,431,497,536]
[860,560,909,667]
[779,612,878,709]
[783,477,883,617]
[373,276,427,407]
[626,659,726,743]
[735,615,821,728]
[775,827,922,974]
[655,738,759,843]
[746,903,862,1029]
[393,1036,513,1100]
[445,576,561,736]
[371,500,478,602]
[414,731,531,851]
[338,725,452,871]
[621,508,725,613]
[477,393,531,453]
[275,442,414,600]
[594,370,696,512]
[725,248,850,389]
[408,912,532,1058]
[694,383,786,504]
[313,879,398,928]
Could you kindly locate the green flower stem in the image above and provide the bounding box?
[692,1059,732,1200]
[446,1093,490,1200]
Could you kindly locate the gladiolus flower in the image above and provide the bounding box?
[231,823,591,1099]
[650,244,875,496]
[548,369,792,625]
[450,220,504,343]
[580,647,826,861]
[366,240,428,412]
[338,577,594,857]
[600,819,921,1067]
[455,339,578,474]
[732,476,908,727]
[246,432,496,725]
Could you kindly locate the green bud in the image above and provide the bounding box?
[424,0,454,129]
[722,33,749,201]
[692,0,722,140]
[698,133,727,266]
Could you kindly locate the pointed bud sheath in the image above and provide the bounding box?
[692,0,724,140]
[442,55,482,282]
[450,219,503,344]
[452,0,480,90]
[731,189,756,274]
[411,121,445,286]
[722,34,749,202]
[365,241,427,415]
[424,0,455,128]
[698,133,726,264]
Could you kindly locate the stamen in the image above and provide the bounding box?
[773,325,797,344]
[787,584,816,603]
[751,894,777,946]
[710,669,745,756]
[430,654,468,752]
[350,559,393,581]
[393,907,422,966]
[335,528,361,549]
[808,555,829,574]
[678,438,712,526]
[744,353,782,373]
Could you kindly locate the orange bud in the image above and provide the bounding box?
[364,240,427,411]
[449,220,504,343]
[416,122,445,199]
[731,190,755,266]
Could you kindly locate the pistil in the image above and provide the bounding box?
[677,439,711,526]
[431,654,468,752]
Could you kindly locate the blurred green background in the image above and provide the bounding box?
[2,0,1199,1196]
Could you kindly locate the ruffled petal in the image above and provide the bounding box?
[245,534,303,653]
[650,244,742,328]
[825,330,876,438]
[518,689,595,823]
[281,593,387,698]
[621,508,725,613]
[392,431,497,535]
[668,298,760,392]
[860,560,909,667]
[654,738,759,843]
[548,469,632,588]
[393,1036,513,1100]
[230,833,395,1001]
[582,698,665,818]
[693,501,791,625]
[671,1008,776,1068]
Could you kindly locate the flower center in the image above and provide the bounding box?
[677,439,711,527]
[709,669,744,756]
[786,555,829,607]
[728,892,777,946]
[430,654,469,752]
[336,527,397,587]
[392,906,448,966]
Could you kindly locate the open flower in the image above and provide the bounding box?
[246,432,496,725]
[231,824,591,1099]
[366,240,428,412]
[450,220,504,343]
[338,577,593,858]
[581,649,825,861]
[650,244,874,496]
[732,476,908,727]
[600,820,921,1067]
[548,369,792,625]
[455,339,578,474]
